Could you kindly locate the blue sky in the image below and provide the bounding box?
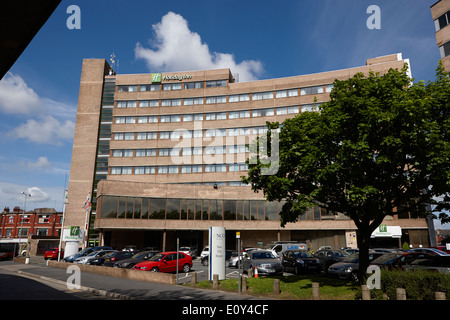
[0,0,447,228]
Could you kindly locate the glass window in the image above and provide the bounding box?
[158,166,168,174]
[183,98,193,106]
[288,89,298,97]
[205,113,216,121]
[229,111,239,119]
[124,133,134,140]
[240,110,250,118]
[159,148,169,156]
[229,95,239,103]
[224,200,237,220]
[277,107,287,115]
[325,84,333,93]
[183,114,193,122]
[145,166,155,174]
[100,196,118,218]
[112,150,123,157]
[252,93,263,100]
[263,91,274,99]
[168,166,179,174]
[288,106,299,114]
[135,166,145,174]
[194,114,203,121]
[276,90,287,98]
[160,115,170,122]
[159,132,170,139]
[193,97,203,105]
[171,115,182,123]
[140,85,149,92]
[209,199,223,220]
[135,149,146,157]
[216,112,227,120]
[123,150,133,157]
[265,202,278,221]
[136,132,147,140]
[115,117,125,124]
[166,199,180,219]
[149,198,166,219]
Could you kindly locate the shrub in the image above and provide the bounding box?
[367,269,450,300]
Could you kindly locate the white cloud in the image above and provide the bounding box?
[0,73,76,145]
[0,73,43,115]
[13,115,75,145]
[0,182,62,211]
[135,12,264,82]
[27,156,52,170]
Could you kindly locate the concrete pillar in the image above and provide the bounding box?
[191,272,197,286]
[242,276,247,292]
[273,279,280,295]
[312,282,320,300]
[435,292,446,300]
[213,274,219,289]
[361,285,370,300]
[396,288,406,300]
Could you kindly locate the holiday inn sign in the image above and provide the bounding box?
[151,73,192,83]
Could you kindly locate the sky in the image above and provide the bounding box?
[0,0,448,228]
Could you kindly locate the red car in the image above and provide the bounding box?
[133,251,192,273]
[44,248,64,260]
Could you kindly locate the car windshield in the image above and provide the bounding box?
[180,247,190,251]
[293,251,314,258]
[149,253,165,261]
[132,251,150,259]
[251,251,276,259]
[331,250,350,257]
[343,253,359,263]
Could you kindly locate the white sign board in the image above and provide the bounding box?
[208,227,226,280]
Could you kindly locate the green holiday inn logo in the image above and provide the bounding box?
[151,73,162,83]
[69,226,81,236]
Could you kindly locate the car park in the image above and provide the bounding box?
[44,248,64,260]
[241,250,283,276]
[114,250,161,269]
[369,252,434,270]
[133,251,192,273]
[74,249,116,264]
[314,249,350,274]
[263,242,308,258]
[64,246,113,263]
[281,250,321,274]
[327,251,385,281]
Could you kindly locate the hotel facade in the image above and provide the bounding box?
[65,53,432,252]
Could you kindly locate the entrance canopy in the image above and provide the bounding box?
[371,225,402,239]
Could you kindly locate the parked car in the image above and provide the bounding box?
[122,245,138,252]
[370,248,403,253]
[133,251,192,273]
[282,250,321,274]
[44,248,64,260]
[370,252,434,270]
[433,246,450,254]
[85,250,119,266]
[263,242,308,258]
[408,248,450,256]
[314,249,350,274]
[179,247,197,259]
[406,256,450,275]
[114,250,161,269]
[64,246,113,263]
[241,250,283,276]
[200,246,209,258]
[327,251,385,281]
[201,250,234,266]
[73,250,116,264]
[102,251,134,267]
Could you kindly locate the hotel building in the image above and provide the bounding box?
[431,0,450,71]
[65,53,432,252]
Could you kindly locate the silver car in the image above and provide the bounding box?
[73,250,117,264]
[242,250,283,276]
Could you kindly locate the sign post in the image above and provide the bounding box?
[208,227,226,281]
[237,232,241,294]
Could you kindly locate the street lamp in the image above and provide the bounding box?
[19,192,31,264]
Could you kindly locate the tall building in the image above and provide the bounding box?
[431,0,450,71]
[65,53,431,252]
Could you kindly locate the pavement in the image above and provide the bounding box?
[0,256,271,301]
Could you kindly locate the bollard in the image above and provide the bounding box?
[396,288,406,300]
[361,285,371,300]
[248,268,253,278]
[273,279,280,295]
[242,276,247,292]
[435,292,446,300]
[213,274,219,289]
[191,272,197,286]
[312,282,320,300]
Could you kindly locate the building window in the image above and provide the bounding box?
[301,85,324,95]
[439,41,450,59]
[184,82,204,89]
[162,83,182,91]
[139,100,159,107]
[206,80,227,88]
[117,85,138,92]
[116,100,137,108]
[435,11,450,32]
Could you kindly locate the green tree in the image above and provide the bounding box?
[242,63,450,283]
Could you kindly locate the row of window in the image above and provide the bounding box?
[115,85,332,108]
[112,145,249,158]
[114,104,318,125]
[99,196,282,221]
[117,80,229,93]
[110,162,249,175]
[112,122,286,141]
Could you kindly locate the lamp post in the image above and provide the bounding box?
[19,192,31,264]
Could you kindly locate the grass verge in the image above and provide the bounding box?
[191,275,358,300]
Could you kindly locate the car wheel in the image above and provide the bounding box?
[202,259,208,266]
[150,267,159,272]
[182,264,191,273]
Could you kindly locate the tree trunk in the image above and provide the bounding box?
[356,225,371,285]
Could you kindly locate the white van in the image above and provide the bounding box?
[264,242,308,258]
[200,246,209,258]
